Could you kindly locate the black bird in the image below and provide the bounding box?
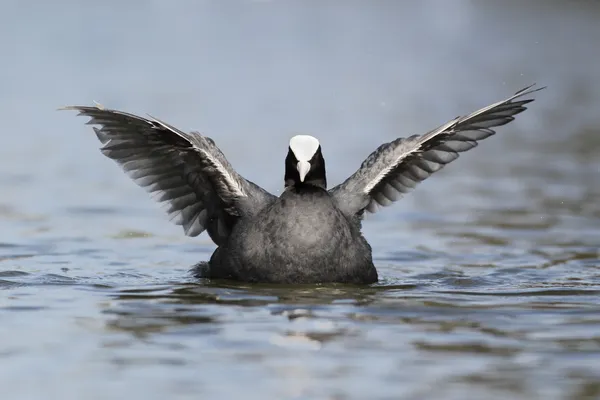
[62,84,544,284]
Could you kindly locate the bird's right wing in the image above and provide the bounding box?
[62,105,275,245]
[330,84,544,216]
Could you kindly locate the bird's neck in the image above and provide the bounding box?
[285,180,327,192]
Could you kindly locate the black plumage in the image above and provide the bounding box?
[62,84,543,284]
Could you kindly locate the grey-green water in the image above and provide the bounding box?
[1,1,599,399]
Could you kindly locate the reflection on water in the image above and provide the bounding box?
[1,0,600,399]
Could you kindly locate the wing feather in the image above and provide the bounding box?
[330,84,545,215]
[62,105,274,243]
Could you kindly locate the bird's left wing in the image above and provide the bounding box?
[329,84,544,216]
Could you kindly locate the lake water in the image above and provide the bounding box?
[1,1,599,399]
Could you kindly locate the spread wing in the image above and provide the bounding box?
[330,84,545,215]
[62,105,275,245]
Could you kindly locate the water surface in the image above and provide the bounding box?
[1,1,599,399]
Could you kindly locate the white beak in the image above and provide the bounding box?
[297,160,311,182]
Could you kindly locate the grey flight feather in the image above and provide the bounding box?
[329,84,545,215]
[60,105,275,244]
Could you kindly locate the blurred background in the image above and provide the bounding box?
[0,1,599,399]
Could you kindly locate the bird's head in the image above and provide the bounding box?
[285,135,326,188]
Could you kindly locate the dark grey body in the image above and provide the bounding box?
[209,185,377,283]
